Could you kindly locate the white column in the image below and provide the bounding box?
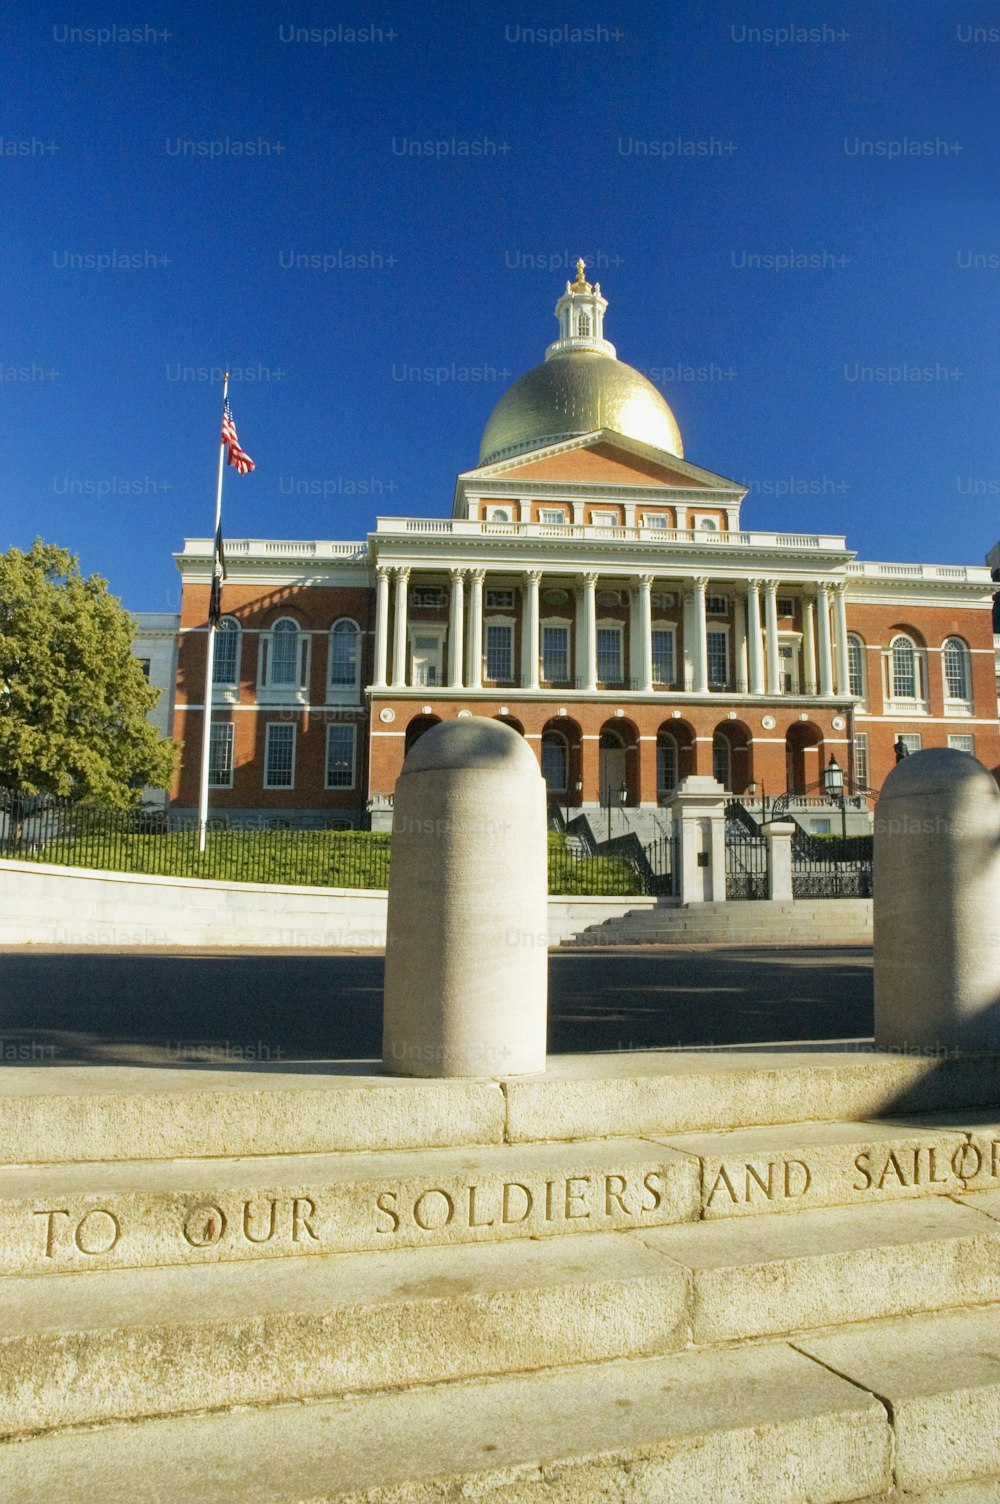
[734,592,748,694]
[816,583,834,696]
[635,574,653,692]
[764,580,781,695]
[581,572,598,690]
[802,598,817,695]
[747,581,765,695]
[692,576,709,694]
[834,584,851,696]
[374,567,390,688]
[522,570,541,690]
[466,569,484,689]
[448,568,465,689]
[681,590,694,690]
[390,567,409,689]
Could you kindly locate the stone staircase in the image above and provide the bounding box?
[566,897,874,946]
[3,1047,1000,1501]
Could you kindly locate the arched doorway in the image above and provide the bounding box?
[494,714,524,736]
[404,714,441,754]
[540,717,582,806]
[599,727,627,805]
[786,721,824,794]
[713,720,753,794]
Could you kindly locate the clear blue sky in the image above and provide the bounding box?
[4,1,999,613]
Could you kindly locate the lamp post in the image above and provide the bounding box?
[746,777,767,823]
[822,754,847,839]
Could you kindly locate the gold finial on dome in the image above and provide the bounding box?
[570,257,591,292]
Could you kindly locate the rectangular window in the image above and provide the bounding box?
[591,511,617,526]
[208,723,234,788]
[777,598,795,617]
[137,657,151,681]
[484,622,513,682]
[596,626,622,684]
[642,513,669,529]
[541,624,570,683]
[707,630,729,687]
[539,509,565,525]
[707,595,729,616]
[651,628,675,685]
[485,589,514,609]
[853,733,869,790]
[898,733,922,756]
[411,634,442,687]
[264,723,296,789]
[325,724,356,788]
[947,734,975,754]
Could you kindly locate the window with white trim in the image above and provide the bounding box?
[707,629,729,687]
[411,586,446,607]
[486,507,511,523]
[651,628,675,685]
[712,733,731,789]
[485,589,514,609]
[777,597,796,617]
[642,513,669,529]
[942,637,971,702]
[596,625,623,684]
[657,734,678,795]
[213,617,240,686]
[328,619,360,695]
[208,722,234,788]
[539,508,565,525]
[889,635,919,699]
[264,723,296,789]
[485,622,513,682]
[897,733,922,756]
[260,618,309,693]
[541,624,570,683]
[577,312,591,336]
[853,732,869,790]
[325,724,357,788]
[707,595,729,616]
[847,634,866,701]
[410,633,443,687]
[591,511,617,526]
[947,733,975,754]
[541,731,567,792]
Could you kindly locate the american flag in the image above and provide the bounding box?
[221,401,255,474]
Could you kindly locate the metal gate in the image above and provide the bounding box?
[725,806,768,900]
[641,833,679,898]
[791,829,873,898]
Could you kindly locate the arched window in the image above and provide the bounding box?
[541,731,568,793]
[269,618,300,687]
[942,637,971,701]
[657,734,678,796]
[847,634,866,700]
[890,635,917,699]
[577,312,591,337]
[329,618,360,692]
[698,518,718,531]
[213,616,240,685]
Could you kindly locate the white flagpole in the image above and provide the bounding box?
[197,371,230,854]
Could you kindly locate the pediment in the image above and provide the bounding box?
[464,431,745,494]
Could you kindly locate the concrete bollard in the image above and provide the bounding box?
[874,748,1000,1053]
[382,717,548,1078]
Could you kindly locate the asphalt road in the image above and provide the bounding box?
[0,945,873,1067]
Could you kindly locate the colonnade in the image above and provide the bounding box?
[372,565,852,698]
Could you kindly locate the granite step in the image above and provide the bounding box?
[6,1115,1000,1278]
[3,1198,1000,1439]
[8,1309,1000,1503]
[0,1341,893,1504]
[4,1049,998,1163]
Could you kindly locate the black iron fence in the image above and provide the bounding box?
[791,827,873,898]
[1,793,672,898]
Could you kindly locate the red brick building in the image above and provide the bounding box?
[171,267,1000,832]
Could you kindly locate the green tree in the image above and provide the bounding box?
[0,540,175,804]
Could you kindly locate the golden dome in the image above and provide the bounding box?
[478,349,684,467]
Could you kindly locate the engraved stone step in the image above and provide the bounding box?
[5,1199,1000,1440]
[0,1342,892,1504]
[659,1114,1000,1220]
[0,1229,691,1439]
[0,1138,699,1277]
[638,1196,1000,1343]
[798,1304,1000,1499]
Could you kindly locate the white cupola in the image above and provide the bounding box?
[545,259,616,361]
